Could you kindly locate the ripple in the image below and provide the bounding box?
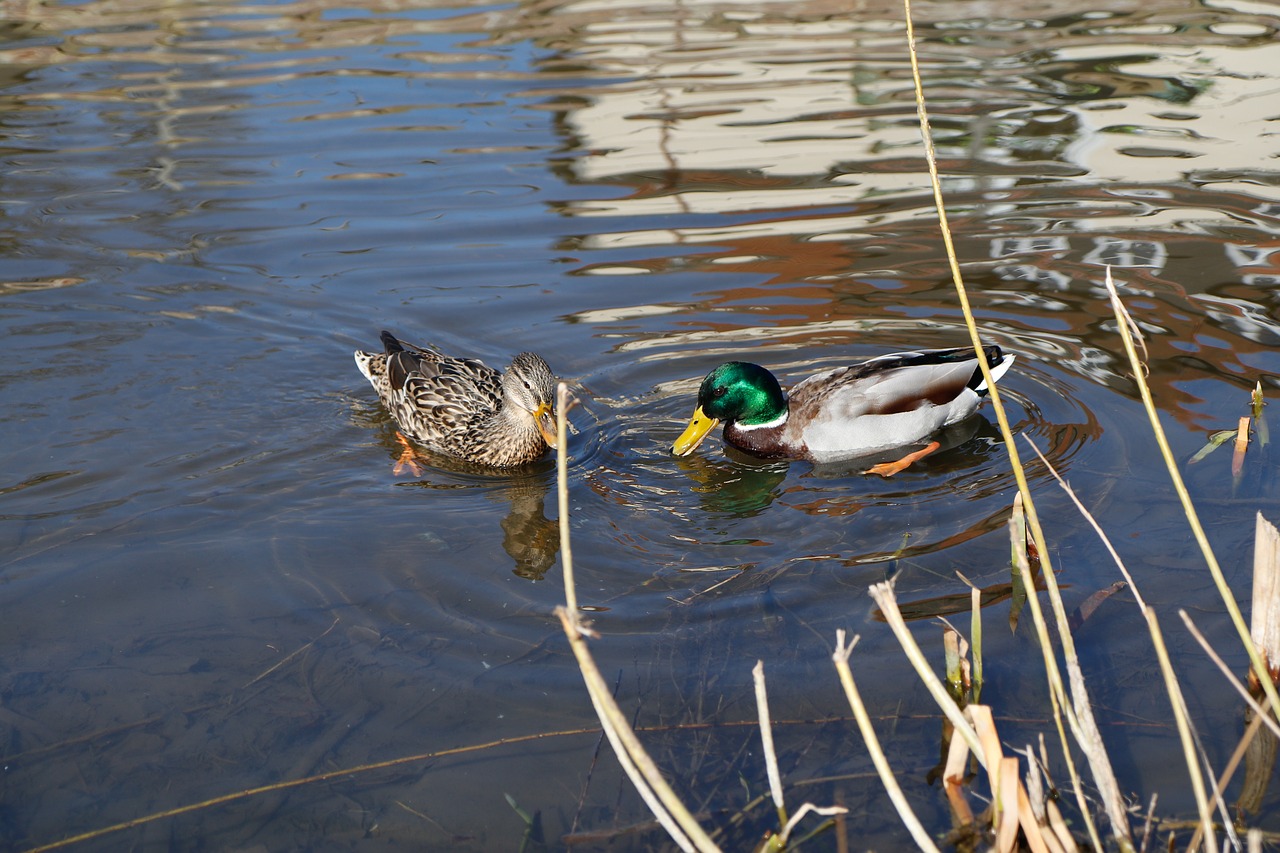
[558,326,1120,631]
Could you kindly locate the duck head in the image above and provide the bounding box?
[672,362,786,456]
[504,352,559,449]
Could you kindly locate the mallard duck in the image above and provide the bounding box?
[672,345,1014,476]
[354,331,559,470]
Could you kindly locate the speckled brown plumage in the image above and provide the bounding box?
[355,331,558,468]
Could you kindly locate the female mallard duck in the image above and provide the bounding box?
[672,346,1014,476]
[354,331,559,470]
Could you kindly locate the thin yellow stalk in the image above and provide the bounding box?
[556,382,578,616]
[970,706,1053,853]
[868,583,983,759]
[1023,437,1145,609]
[1025,434,1223,849]
[556,608,718,852]
[753,660,788,827]
[1010,533,1112,850]
[778,803,849,844]
[970,585,983,703]
[1145,608,1218,853]
[832,631,942,853]
[1192,713,1262,853]
[1102,270,1280,725]
[1180,609,1280,742]
[901,4,1127,847]
[553,384,719,852]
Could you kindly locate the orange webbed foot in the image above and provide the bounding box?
[392,431,425,476]
[865,441,941,478]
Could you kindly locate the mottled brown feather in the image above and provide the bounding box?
[354,331,557,468]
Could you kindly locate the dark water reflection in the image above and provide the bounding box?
[3,0,1280,849]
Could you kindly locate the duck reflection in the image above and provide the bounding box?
[496,475,559,580]
[671,449,788,517]
[363,417,560,580]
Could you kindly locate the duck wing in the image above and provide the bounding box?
[379,332,503,440]
[786,347,1009,459]
[791,347,1004,411]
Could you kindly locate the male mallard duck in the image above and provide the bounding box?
[354,331,559,470]
[672,346,1014,476]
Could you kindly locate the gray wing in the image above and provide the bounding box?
[791,354,979,418]
[786,352,987,459]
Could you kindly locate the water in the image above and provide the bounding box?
[3,0,1280,849]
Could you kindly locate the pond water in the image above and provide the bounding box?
[3,0,1280,849]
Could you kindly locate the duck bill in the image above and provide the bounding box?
[534,402,559,450]
[672,406,720,456]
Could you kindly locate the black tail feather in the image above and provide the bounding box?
[969,345,1006,394]
[380,330,404,354]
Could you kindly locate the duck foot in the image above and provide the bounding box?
[865,441,941,478]
[392,431,425,476]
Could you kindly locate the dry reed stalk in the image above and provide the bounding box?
[902,0,1128,845]
[753,660,787,828]
[969,585,983,702]
[1011,507,1118,851]
[869,583,983,759]
[556,383,578,616]
[1239,513,1280,816]
[997,756,1022,853]
[1021,749,1074,853]
[1177,515,1280,835]
[1013,780,1056,853]
[832,631,942,853]
[942,624,968,700]
[1180,611,1280,741]
[939,703,1058,852]
[1250,513,1280,688]
[1144,608,1220,853]
[552,384,720,853]
[1102,270,1280,727]
[1233,416,1250,478]
[555,607,718,853]
[775,803,850,846]
[1044,799,1075,853]
[1025,436,1235,851]
[1208,712,1267,824]
[943,726,975,826]
[1009,491,1029,632]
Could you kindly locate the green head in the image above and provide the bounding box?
[698,362,787,424]
[672,362,787,456]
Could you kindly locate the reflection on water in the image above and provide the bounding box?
[2,0,1280,847]
[357,409,562,578]
[674,449,790,517]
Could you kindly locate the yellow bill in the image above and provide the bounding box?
[672,405,720,456]
[533,401,558,449]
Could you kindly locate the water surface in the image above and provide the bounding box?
[3,0,1280,849]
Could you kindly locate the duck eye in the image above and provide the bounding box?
[713,387,726,398]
